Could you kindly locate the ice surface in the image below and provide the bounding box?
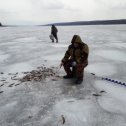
[53,98,95,125]
[0,54,10,62]
[7,62,34,73]
[95,50,126,62]
[94,80,126,114]
[0,25,126,126]
[109,43,126,48]
[86,63,116,76]
[51,43,68,48]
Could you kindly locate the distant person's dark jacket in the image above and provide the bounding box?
[51,26,58,35]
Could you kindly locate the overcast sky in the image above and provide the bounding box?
[0,0,126,25]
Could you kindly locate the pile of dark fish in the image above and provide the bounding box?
[20,66,56,82]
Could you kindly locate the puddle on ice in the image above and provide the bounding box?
[95,50,126,62]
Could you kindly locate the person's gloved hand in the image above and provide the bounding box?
[72,61,77,66]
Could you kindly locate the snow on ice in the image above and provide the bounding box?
[0,25,126,126]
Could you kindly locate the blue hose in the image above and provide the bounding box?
[102,77,126,86]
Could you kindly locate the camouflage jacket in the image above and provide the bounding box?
[62,35,89,65]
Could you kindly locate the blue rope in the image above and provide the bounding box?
[91,73,126,87]
[101,77,126,87]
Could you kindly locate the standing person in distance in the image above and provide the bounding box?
[51,25,58,43]
[60,35,89,84]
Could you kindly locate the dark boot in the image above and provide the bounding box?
[63,74,73,79]
[75,79,83,84]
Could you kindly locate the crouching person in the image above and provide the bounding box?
[60,35,89,84]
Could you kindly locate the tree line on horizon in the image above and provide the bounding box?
[46,19,126,26]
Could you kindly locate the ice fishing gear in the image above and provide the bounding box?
[49,34,54,42]
[57,115,65,126]
[91,73,126,87]
[101,77,126,86]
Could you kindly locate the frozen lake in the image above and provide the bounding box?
[0,25,126,126]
